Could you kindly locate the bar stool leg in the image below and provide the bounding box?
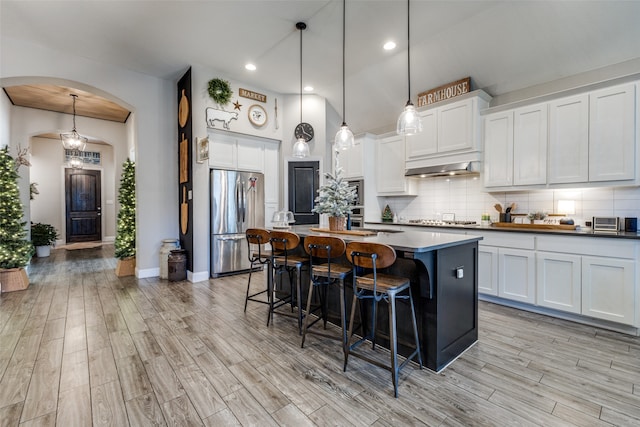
[295,265,303,334]
[244,261,255,312]
[370,297,378,350]
[409,288,423,368]
[339,279,347,356]
[344,294,359,372]
[388,291,399,398]
[301,277,315,347]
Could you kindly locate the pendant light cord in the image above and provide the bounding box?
[407,0,411,103]
[341,0,346,125]
[299,22,304,124]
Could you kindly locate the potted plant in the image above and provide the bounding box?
[0,147,34,292]
[312,164,356,231]
[31,222,59,257]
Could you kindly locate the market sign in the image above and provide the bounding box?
[417,77,471,107]
[239,88,267,103]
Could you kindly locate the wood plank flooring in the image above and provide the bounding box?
[1,244,639,426]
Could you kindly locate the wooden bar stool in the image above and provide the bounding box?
[268,230,309,334]
[244,228,271,312]
[301,236,351,351]
[344,241,423,398]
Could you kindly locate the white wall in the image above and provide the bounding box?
[1,36,175,277]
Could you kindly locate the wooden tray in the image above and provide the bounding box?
[309,228,377,236]
[491,222,577,230]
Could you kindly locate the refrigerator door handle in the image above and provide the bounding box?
[235,180,242,225]
[241,181,246,223]
[218,235,246,242]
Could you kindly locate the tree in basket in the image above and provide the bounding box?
[312,162,356,231]
[114,158,136,276]
[0,147,33,292]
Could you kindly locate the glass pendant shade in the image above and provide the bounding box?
[292,138,310,158]
[69,156,84,169]
[61,130,87,151]
[396,101,422,136]
[334,123,354,151]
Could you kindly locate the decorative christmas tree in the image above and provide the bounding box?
[0,146,33,269]
[312,163,356,218]
[381,204,394,222]
[114,158,136,260]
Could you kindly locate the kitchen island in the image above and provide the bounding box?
[289,225,482,372]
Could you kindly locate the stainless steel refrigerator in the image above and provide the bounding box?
[210,169,265,277]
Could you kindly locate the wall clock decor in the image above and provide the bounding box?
[248,104,267,127]
[294,122,314,141]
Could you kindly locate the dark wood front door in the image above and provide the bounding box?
[65,169,102,243]
[288,161,319,225]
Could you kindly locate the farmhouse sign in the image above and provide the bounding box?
[239,88,267,103]
[417,77,471,107]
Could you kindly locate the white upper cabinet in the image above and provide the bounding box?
[209,134,265,172]
[406,92,490,162]
[341,135,364,179]
[548,94,589,184]
[483,111,514,187]
[376,134,416,195]
[589,83,636,182]
[406,109,437,159]
[438,98,474,152]
[513,103,547,186]
[263,141,279,204]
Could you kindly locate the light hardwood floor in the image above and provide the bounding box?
[1,244,640,426]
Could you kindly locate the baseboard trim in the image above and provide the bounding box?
[188,270,209,283]
[137,267,159,279]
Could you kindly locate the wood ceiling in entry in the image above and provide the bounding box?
[3,84,131,123]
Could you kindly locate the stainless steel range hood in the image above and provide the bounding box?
[405,161,480,178]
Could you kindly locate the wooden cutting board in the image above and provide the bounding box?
[179,133,188,184]
[491,222,577,230]
[181,187,188,235]
[310,228,377,236]
[178,89,189,128]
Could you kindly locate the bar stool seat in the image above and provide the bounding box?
[344,241,423,398]
[301,236,351,350]
[268,230,309,334]
[244,228,271,312]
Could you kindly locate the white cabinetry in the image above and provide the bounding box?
[589,83,636,182]
[478,246,498,296]
[263,141,280,226]
[536,252,581,314]
[406,92,490,163]
[513,103,547,186]
[483,111,514,187]
[498,248,536,304]
[209,134,264,172]
[376,134,416,195]
[582,256,635,324]
[341,135,364,179]
[548,94,589,184]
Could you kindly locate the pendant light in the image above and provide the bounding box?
[68,155,84,169]
[292,21,311,158]
[334,0,354,151]
[396,0,422,136]
[60,94,88,151]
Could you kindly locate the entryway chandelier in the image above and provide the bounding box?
[60,94,88,151]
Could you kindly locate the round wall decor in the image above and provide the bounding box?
[248,104,267,127]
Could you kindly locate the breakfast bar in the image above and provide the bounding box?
[290,225,482,372]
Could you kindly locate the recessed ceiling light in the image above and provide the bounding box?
[304,85,314,92]
[245,63,257,71]
[383,41,396,50]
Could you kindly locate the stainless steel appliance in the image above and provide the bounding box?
[347,179,364,226]
[592,216,619,232]
[210,169,264,277]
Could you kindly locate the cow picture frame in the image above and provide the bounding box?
[248,104,267,127]
[196,136,209,163]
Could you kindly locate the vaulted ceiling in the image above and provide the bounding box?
[2,1,640,134]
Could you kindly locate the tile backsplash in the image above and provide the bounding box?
[377,175,640,226]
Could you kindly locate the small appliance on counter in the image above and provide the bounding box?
[592,216,619,232]
[272,210,295,229]
[625,217,637,232]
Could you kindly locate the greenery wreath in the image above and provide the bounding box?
[207,78,233,105]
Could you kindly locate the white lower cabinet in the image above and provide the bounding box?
[478,246,498,296]
[582,256,635,324]
[536,252,581,314]
[498,248,536,304]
